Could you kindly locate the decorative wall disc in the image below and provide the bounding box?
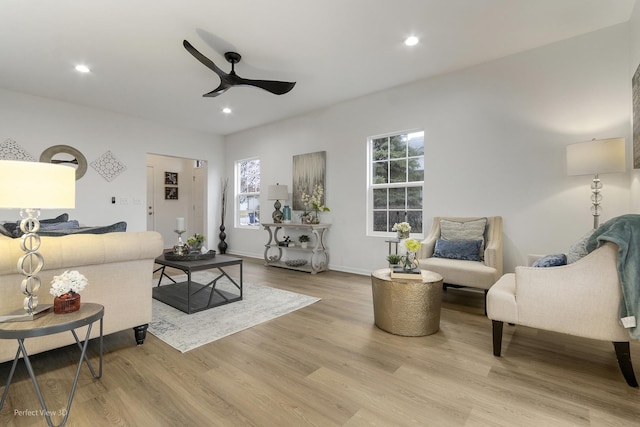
[0,138,36,161]
[91,150,127,182]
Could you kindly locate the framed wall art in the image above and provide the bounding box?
[633,62,640,169]
[165,171,178,185]
[165,187,179,200]
[292,151,326,211]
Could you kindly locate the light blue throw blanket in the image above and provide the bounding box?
[587,214,640,340]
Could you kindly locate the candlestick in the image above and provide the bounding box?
[173,229,187,255]
[176,217,185,232]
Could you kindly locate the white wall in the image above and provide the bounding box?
[225,24,632,275]
[0,89,225,247]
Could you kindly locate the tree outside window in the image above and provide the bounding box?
[236,158,261,226]
[370,131,424,235]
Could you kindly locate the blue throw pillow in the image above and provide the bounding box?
[39,221,127,236]
[0,223,12,238]
[433,239,483,261]
[39,220,79,231]
[10,213,70,237]
[40,213,69,224]
[532,253,567,268]
[72,222,127,234]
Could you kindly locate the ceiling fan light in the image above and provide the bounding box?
[75,64,90,73]
[404,36,419,46]
[222,107,232,114]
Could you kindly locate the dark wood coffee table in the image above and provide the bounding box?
[153,253,243,314]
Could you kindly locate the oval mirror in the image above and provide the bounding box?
[39,145,87,180]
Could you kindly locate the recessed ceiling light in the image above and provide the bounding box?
[222,107,232,114]
[75,64,90,73]
[404,36,419,47]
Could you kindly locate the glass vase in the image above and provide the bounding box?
[402,252,418,271]
[397,230,410,240]
[282,205,292,222]
[189,242,203,254]
[310,211,320,224]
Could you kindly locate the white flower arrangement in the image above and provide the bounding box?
[392,222,411,233]
[49,270,89,297]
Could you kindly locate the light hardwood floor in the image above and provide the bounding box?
[1,257,639,426]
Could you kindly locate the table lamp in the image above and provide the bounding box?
[267,183,288,223]
[566,137,626,229]
[0,160,76,322]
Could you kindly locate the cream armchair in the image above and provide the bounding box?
[417,216,503,311]
[487,242,638,387]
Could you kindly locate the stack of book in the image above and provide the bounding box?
[390,266,422,280]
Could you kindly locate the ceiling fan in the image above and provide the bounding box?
[183,40,296,98]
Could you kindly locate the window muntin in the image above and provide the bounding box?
[236,158,261,227]
[369,130,424,235]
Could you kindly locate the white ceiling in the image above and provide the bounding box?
[0,0,636,136]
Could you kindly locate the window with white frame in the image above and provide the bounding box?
[368,130,424,235]
[236,158,261,227]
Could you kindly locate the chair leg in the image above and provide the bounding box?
[484,289,488,316]
[492,320,504,357]
[613,342,639,388]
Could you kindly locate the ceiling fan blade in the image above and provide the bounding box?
[183,40,226,78]
[233,77,296,95]
[203,83,231,98]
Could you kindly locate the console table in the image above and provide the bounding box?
[0,303,104,427]
[263,223,330,274]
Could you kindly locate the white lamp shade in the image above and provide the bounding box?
[566,138,626,176]
[267,184,288,200]
[0,160,76,209]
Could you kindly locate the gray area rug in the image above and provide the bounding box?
[148,271,320,353]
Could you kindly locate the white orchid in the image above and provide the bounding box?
[301,184,330,213]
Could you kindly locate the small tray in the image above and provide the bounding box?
[164,250,216,261]
[285,259,308,267]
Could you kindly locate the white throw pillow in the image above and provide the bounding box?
[566,229,595,264]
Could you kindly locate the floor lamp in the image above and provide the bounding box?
[0,160,76,322]
[566,138,626,229]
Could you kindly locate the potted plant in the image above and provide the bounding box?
[387,253,402,269]
[187,233,206,253]
[299,234,310,248]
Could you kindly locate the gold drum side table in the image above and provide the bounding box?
[371,268,443,337]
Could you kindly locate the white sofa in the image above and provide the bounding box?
[0,231,164,363]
